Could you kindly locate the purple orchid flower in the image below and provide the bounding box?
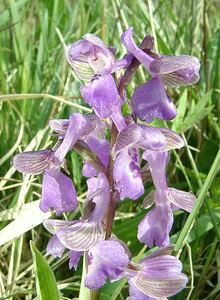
[126,246,188,300]
[43,172,110,252]
[121,27,200,122]
[85,239,130,289]
[113,123,184,200]
[138,150,196,247]
[13,113,94,214]
[66,34,130,131]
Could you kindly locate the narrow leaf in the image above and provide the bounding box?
[30,241,60,300]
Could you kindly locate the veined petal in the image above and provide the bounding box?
[46,235,65,258]
[128,280,160,300]
[141,255,183,274]
[80,74,119,118]
[115,124,143,153]
[144,245,174,260]
[43,219,75,234]
[113,147,144,200]
[85,240,129,289]
[162,70,200,87]
[54,113,92,162]
[84,33,115,74]
[13,150,53,174]
[159,128,185,150]
[49,119,69,135]
[132,272,188,298]
[57,221,104,251]
[142,190,156,209]
[39,168,78,215]
[131,77,177,122]
[150,55,200,74]
[139,125,167,151]
[69,250,83,270]
[167,188,196,212]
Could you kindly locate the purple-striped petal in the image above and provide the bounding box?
[43,219,75,234]
[13,150,54,175]
[39,168,78,215]
[49,119,69,135]
[66,34,115,80]
[85,240,129,289]
[46,235,65,258]
[113,147,144,200]
[131,77,177,122]
[127,280,158,300]
[150,55,200,74]
[80,74,120,118]
[142,190,156,209]
[159,128,185,150]
[167,188,196,212]
[115,124,143,153]
[57,221,104,251]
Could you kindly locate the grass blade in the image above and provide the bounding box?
[30,241,60,300]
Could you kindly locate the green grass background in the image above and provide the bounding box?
[0,0,220,299]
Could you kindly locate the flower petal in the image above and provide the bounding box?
[86,173,110,223]
[121,27,154,70]
[57,221,104,251]
[43,219,75,234]
[69,250,83,270]
[85,240,129,289]
[46,235,65,258]
[132,271,188,298]
[113,148,144,200]
[141,255,183,274]
[142,190,156,209]
[39,168,78,215]
[13,150,53,174]
[142,151,169,190]
[150,55,200,74]
[54,113,92,162]
[131,77,177,122]
[115,124,143,153]
[49,119,69,135]
[159,128,185,150]
[138,205,173,248]
[128,280,159,300]
[167,188,196,212]
[80,74,119,118]
[82,161,97,178]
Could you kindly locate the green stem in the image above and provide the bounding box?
[175,149,220,253]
